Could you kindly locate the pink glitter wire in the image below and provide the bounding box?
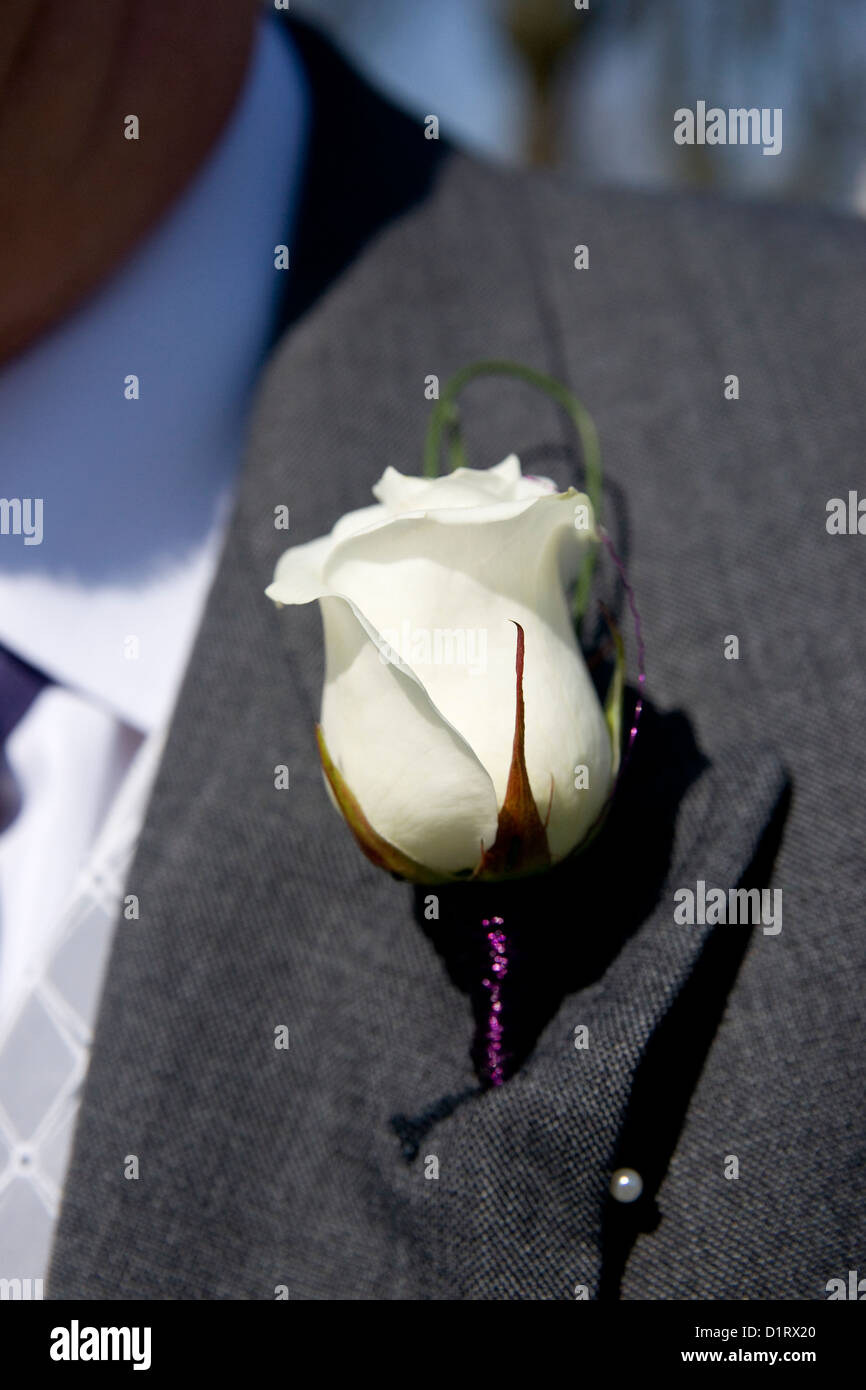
[481,917,508,1087]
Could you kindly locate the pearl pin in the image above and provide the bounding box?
[610,1167,643,1203]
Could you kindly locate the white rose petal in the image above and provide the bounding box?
[267,457,614,876]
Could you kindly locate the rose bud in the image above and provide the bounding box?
[266,456,615,882]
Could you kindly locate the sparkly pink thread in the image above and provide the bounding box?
[481,917,508,1087]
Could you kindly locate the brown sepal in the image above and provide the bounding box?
[475,622,551,880]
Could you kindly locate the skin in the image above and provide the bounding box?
[0,0,261,365]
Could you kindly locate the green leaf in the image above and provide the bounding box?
[603,607,626,780]
[422,359,602,629]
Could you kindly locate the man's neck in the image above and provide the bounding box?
[0,0,260,366]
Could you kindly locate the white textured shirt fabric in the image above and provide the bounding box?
[0,13,308,1283]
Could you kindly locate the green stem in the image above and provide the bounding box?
[423,360,602,625]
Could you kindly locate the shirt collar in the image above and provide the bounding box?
[0,14,308,734]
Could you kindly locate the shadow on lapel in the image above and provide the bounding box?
[391,706,789,1299]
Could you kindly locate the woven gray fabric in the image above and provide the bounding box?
[47,23,866,1301]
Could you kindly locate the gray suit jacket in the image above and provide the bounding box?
[48,17,865,1300]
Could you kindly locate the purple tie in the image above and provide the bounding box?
[0,644,51,833]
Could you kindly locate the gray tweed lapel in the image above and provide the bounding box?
[46,144,786,1298]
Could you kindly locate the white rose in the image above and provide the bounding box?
[266,455,614,882]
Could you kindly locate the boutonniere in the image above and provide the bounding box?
[266,361,644,1086]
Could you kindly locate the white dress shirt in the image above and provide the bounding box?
[0,13,308,1018]
[0,11,308,1279]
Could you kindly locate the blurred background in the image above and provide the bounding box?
[293,0,866,214]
